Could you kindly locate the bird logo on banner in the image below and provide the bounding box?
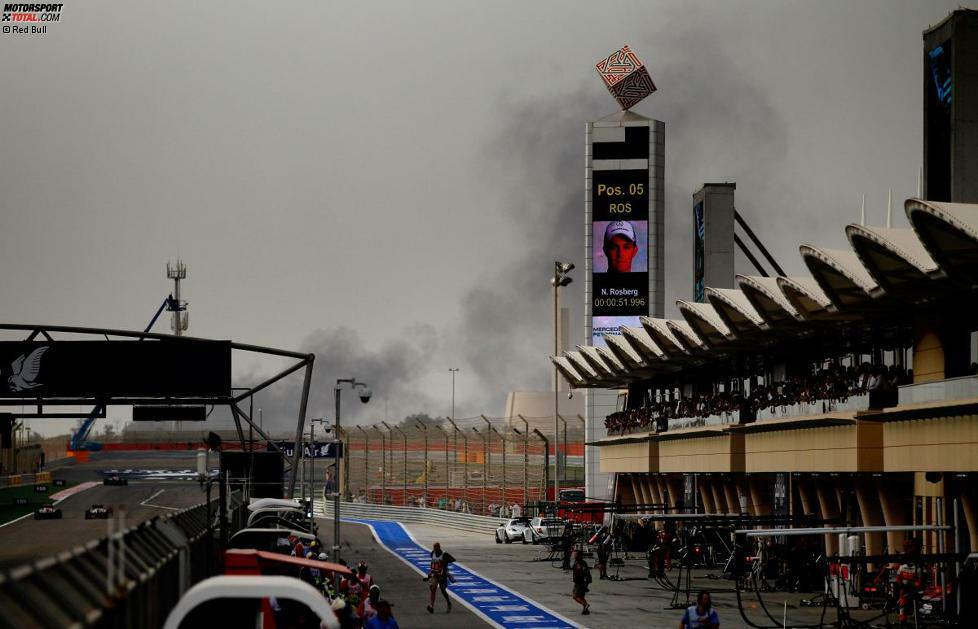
[8,346,49,392]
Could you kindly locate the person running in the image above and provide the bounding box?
[425,542,453,613]
[571,549,592,615]
[679,590,719,628]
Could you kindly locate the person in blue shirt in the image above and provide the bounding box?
[679,591,719,629]
[364,599,399,629]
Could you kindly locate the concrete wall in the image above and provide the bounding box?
[598,436,656,473]
[744,422,882,473]
[658,431,744,473]
[885,413,978,471]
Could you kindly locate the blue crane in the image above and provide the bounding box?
[69,295,182,452]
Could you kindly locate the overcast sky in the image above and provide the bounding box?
[0,0,964,435]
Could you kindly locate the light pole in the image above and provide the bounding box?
[556,414,567,494]
[309,417,331,504]
[355,425,368,503]
[551,261,574,505]
[333,379,371,565]
[434,423,449,508]
[449,368,460,422]
[416,422,428,507]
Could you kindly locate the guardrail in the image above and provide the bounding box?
[0,491,245,629]
[0,471,51,488]
[317,500,503,535]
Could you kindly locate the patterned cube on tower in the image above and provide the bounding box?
[595,45,657,110]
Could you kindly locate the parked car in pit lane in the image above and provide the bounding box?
[525,516,565,544]
[495,517,532,544]
[85,504,113,519]
[103,475,128,486]
[33,505,62,520]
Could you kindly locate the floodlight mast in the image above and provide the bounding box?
[332,378,369,566]
[552,261,574,506]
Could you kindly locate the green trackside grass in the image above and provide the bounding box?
[0,482,74,525]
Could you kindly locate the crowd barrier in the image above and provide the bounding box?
[0,492,245,629]
[317,500,504,536]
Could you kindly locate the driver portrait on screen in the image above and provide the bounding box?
[603,220,639,273]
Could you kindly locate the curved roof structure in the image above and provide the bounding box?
[603,332,647,368]
[665,319,708,352]
[620,325,664,362]
[777,275,835,320]
[906,199,978,285]
[736,275,801,327]
[577,345,617,377]
[551,356,587,388]
[640,317,688,357]
[800,246,878,309]
[676,301,732,347]
[846,224,941,297]
[705,288,765,337]
[553,197,978,389]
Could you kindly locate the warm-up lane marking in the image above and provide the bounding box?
[347,518,579,629]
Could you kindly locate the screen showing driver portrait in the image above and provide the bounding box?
[591,168,649,318]
[592,220,648,274]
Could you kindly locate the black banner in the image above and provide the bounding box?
[133,405,208,422]
[275,441,343,459]
[0,341,231,399]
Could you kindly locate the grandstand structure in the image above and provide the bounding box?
[553,197,978,557]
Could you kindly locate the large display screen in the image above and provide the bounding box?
[925,39,952,201]
[928,41,952,107]
[693,200,705,302]
[591,168,649,345]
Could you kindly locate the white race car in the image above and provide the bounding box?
[85,504,114,519]
[495,517,532,544]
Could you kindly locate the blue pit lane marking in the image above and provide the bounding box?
[347,518,579,629]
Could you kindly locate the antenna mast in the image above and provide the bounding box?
[166,260,189,336]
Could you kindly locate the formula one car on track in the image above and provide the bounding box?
[103,475,128,486]
[84,504,113,519]
[33,506,62,520]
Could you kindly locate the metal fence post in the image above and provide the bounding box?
[416,422,428,507]
[355,426,368,502]
[434,423,449,508]
[372,425,386,504]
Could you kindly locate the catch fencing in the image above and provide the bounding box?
[318,499,502,536]
[0,491,245,629]
[296,415,587,516]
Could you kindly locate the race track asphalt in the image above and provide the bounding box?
[0,451,208,570]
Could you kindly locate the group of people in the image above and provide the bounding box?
[605,362,913,435]
[486,502,523,518]
[278,534,396,629]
